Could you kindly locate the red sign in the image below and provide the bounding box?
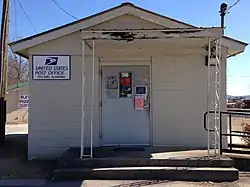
[120,77,131,86]
[135,96,144,110]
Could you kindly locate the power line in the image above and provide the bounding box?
[227,0,241,13]
[16,0,37,33]
[51,0,78,20]
[228,76,250,78]
[229,74,250,76]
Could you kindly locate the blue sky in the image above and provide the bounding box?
[2,0,250,96]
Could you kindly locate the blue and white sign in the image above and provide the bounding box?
[32,55,70,80]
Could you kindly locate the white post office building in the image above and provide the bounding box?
[9,3,247,159]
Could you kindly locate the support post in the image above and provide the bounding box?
[220,3,227,35]
[0,0,10,145]
[219,112,222,155]
[207,38,211,156]
[0,98,6,145]
[205,3,226,157]
[229,114,232,151]
[80,39,86,158]
[214,38,222,156]
[90,40,95,158]
[214,40,219,155]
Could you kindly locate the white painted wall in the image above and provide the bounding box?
[151,54,227,148]
[28,32,100,159]
[26,14,227,159]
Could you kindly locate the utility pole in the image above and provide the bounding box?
[0,0,10,145]
[220,3,228,35]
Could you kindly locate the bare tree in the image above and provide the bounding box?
[8,50,29,87]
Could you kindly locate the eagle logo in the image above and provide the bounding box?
[45,57,58,65]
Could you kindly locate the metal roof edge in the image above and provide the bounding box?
[9,2,195,47]
[9,2,247,54]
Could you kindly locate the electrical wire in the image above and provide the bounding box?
[227,0,241,13]
[228,76,250,78]
[51,0,78,20]
[16,0,37,33]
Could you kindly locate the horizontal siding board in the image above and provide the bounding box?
[29,32,82,55]
[26,15,228,158]
[151,54,226,147]
[28,39,101,158]
[90,14,164,30]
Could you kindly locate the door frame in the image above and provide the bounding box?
[99,60,153,146]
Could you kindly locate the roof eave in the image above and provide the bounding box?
[8,2,248,58]
[8,3,195,52]
[223,36,248,46]
[222,37,248,58]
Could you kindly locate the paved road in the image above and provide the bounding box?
[3,124,250,186]
[5,124,28,135]
[1,178,250,187]
[43,179,250,187]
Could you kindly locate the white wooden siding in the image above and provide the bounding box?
[27,15,227,159]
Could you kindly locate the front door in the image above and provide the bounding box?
[101,65,150,146]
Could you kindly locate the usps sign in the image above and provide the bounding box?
[32,55,70,80]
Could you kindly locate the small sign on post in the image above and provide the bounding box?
[18,95,29,109]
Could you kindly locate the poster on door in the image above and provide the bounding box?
[135,96,144,110]
[106,76,118,90]
[32,55,70,80]
[105,75,118,99]
[119,72,132,98]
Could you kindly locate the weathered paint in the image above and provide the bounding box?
[27,15,227,159]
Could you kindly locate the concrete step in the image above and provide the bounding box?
[52,166,239,182]
[59,157,234,169]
